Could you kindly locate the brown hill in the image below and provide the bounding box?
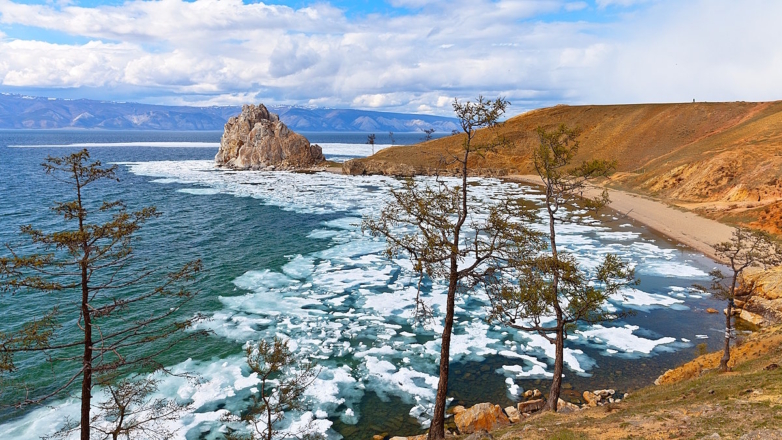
[344,101,782,234]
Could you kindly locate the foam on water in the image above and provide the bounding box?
[1,160,719,439]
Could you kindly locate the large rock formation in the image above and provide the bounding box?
[215,104,325,170]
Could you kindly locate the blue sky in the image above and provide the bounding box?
[1,0,780,115]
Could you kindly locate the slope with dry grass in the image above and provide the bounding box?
[344,101,782,234]
[487,325,782,440]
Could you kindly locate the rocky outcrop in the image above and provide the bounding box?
[582,389,617,407]
[215,104,325,170]
[740,267,782,326]
[454,403,510,434]
[342,158,417,177]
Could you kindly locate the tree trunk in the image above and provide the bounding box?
[428,271,458,440]
[81,260,92,440]
[545,325,565,412]
[543,182,565,412]
[719,300,732,372]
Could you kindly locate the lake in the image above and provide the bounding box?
[0,130,726,439]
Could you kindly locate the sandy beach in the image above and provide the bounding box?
[507,175,735,263]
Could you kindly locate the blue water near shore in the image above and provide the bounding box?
[0,130,727,439]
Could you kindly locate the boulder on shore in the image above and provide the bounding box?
[454,403,510,434]
[215,104,325,170]
[504,405,521,423]
[517,398,545,414]
[522,389,543,401]
[557,398,581,413]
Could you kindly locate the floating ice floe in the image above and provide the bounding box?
[578,325,677,355]
[610,287,687,310]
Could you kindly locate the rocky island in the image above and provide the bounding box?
[215,103,325,170]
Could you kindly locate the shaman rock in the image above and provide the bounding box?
[215,104,325,170]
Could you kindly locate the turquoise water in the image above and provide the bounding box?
[0,131,727,439]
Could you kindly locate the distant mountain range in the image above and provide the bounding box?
[0,93,460,132]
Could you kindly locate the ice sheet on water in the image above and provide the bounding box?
[177,187,222,195]
[637,260,710,278]
[498,350,553,379]
[610,287,686,310]
[578,325,677,355]
[527,333,594,375]
[596,231,641,241]
[362,356,439,403]
[318,143,393,161]
[283,255,316,280]
[123,160,401,215]
[506,377,521,398]
[234,269,299,290]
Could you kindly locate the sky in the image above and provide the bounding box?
[0,0,781,116]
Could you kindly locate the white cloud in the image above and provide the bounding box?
[564,1,588,11]
[0,39,138,87]
[0,0,780,115]
[596,0,654,7]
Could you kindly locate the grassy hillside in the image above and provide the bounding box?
[348,101,782,234]
[485,325,782,439]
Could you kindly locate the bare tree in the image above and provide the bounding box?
[697,228,782,371]
[0,150,206,439]
[364,97,540,440]
[421,128,436,141]
[389,131,396,145]
[367,133,376,155]
[225,337,319,440]
[486,124,635,412]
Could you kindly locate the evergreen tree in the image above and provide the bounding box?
[486,124,635,411]
[0,150,206,439]
[697,227,782,371]
[225,337,319,440]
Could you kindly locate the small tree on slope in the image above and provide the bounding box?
[364,96,541,440]
[0,150,207,440]
[367,133,376,155]
[697,227,782,372]
[225,337,319,440]
[485,124,636,412]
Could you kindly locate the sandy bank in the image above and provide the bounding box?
[507,175,734,263]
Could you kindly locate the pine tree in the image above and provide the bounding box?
[486,124,635,411]
[697,227,782,371]
[0,149,206,439]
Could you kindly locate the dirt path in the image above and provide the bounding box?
[507,175,735,262]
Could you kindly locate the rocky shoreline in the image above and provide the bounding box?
[380,388,622,440]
